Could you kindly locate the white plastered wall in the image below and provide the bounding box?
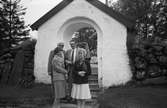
[34,0,132,87]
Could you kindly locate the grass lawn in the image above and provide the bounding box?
[98,78,167,108]
[0,83,97,108]
[0,83,53,107]
[0,78,167,108]
[0,84,53,98]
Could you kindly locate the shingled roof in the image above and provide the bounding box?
[30,0,135,30]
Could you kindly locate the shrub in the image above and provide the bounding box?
[128,39,167,81]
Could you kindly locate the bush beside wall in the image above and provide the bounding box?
[128,39,167,81]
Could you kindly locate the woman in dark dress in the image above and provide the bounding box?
[71,45,91,108]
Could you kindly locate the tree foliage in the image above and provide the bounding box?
[109,0,167,81]
[110,0,150,19]
[73,27,97,56]
[0,0,30,50]
[136,0,167,41]
[110,0,167,40]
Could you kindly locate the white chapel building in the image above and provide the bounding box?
[31,0,135,87]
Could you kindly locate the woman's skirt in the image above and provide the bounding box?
[53,80,66,99]
[71,83,91,100]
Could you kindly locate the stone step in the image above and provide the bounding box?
[89,79,98,83]
[89,75,98,80]
[89,71,99,99]
[88,64,99,100]
[89,83,99,88]
[89,81,99,99]
[88,80,98,85]
[90,64,98,73]
[91,91,99,99]
[90,71,98,75]
[88,77,98,81]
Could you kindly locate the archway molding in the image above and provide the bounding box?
[57,16,103,86]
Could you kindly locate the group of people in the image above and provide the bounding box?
[48,39,92,108]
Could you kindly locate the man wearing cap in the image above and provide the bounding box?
[48,42,65,102]
[48,42,65,76]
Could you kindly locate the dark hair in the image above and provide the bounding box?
[53,47,61,55]
[69,39,75,43]
[77,42,87,49]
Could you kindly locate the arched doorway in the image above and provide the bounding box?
[57,17,103,87]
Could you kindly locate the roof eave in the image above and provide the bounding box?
[30,0,136,30]
[30,0,73,30]
[86,0,136,29]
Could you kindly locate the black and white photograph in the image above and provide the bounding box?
[0,0,167,108]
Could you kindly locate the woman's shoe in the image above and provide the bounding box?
[71,99,77,104]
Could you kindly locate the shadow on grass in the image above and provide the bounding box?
[98,79,167,108]
[0,83,54,107]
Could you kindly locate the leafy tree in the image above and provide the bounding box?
[109,0,149,20]
[73,27,97,52]
[109,0,167,41]
[135,0,167,42]
[0,0,30,50]
[109,0,167,80]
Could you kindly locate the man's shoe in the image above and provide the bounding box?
[66,96,72,103]
[60,96,68,103]
[71,99,77,104]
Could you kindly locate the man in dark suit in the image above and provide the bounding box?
[64,40,76,102]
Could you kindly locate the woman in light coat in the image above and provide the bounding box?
[48,43,67,108]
